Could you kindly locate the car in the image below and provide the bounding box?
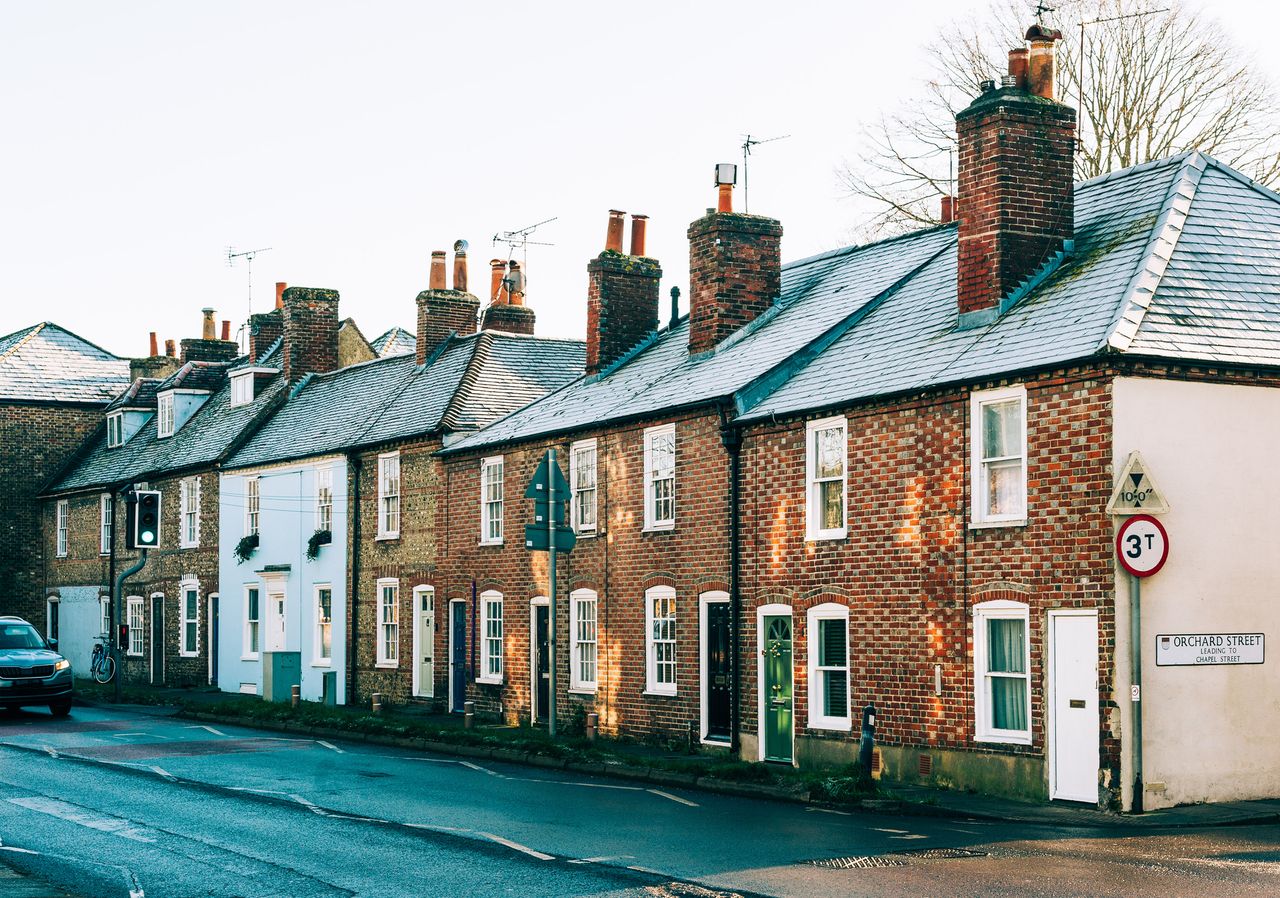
[0,615,73,717]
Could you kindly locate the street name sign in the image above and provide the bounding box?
[1156,633,1264,666]
[1106,451,1170,515]
[1116,513,1169,577]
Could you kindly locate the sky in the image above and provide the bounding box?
[3,1,1280,357]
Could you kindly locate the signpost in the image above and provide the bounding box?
[1156,633,1264,667]
[524,450,574,737]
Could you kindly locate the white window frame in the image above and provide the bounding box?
[643,424,676,532]
[806,602,852,731]
[973,599,1033,745]
[230,372,254,407]
[645,584,677,695]
[479,456,504,545]
[569,588,598,692]
[970,385,1028,526]
[99,493,113,555]
[314,584,333,666]
[315,465,334,533]
[55,499,68,557]
[478,589,503,684]
[106,412,123,448]
[179,581,199,657]
[570,438,598,535]
[127,596,144,656]
[179,476,200,548]
[805,416,848,541]
[244,476,260,536]
[100,594,111,637]
[243,585,261,660]
[157,392,175,437]
[377,452,400,539]
[376,578,399,667]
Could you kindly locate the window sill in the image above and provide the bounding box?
[573,530,598,539]
[240,655,260,662]
[642,524,675,534]
[179,544,199,551]
[375,661,398,669]
[311,661,332,668]
[807,719,853,733]
[179,651,198,658]
[805,530,847,543]
[478,540,504,548]
[975,732,1032,746]
[376,533,400,542]
[127,653,144,658]
[568,686,596,696]
[968,518,1027,530]
[643,689,677,698]
[475,675,503,686]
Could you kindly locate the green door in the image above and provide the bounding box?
[762,615,793,763]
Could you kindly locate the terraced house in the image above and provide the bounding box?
[440,29,1280,812]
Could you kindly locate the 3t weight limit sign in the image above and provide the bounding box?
[1116,513,1169,578]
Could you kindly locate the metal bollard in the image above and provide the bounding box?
[371,692,383,715]
[464,700,475,729]
[688,719,698,754]
[291,684,301,708]
[586,712,598,742]
[859,702,877,784]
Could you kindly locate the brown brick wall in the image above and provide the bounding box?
[585,253,661,375]
[416,291,480,363]
[282,287,340,382]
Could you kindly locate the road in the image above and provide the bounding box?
[0,705,1278,897]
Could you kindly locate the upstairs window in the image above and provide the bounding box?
[971,385,1027,524]
[180,476,200,548]
[230,372,254,407]
[974,600,1032,744]
[99,493,113,555]
[378,453,400,538]
[571,439,598,534]
[480,457,504,545]
[643,424,676,531]
[106,413,123,448]
[806,602,851,730]
[806,416,847,540]
[157,393,175,438]
[244,476,260,536]
[55,500,68,557]
[316,466,333,532]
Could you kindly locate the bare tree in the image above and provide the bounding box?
[842,0,1280,237]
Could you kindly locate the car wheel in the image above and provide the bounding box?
[48,702,72,718]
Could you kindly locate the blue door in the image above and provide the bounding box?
[450,601,466,712]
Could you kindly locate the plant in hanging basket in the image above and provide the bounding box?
[306,529,332,560]
[234,532,259,564]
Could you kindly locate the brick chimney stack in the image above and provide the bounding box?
[687,173,783,355]
[585,210,661,375]
[181,307,239,364]
[416,243,480,363]
[955,25,1074,328]
[282,286,341,382]
[481,259,536,335]
[131,331,179,381]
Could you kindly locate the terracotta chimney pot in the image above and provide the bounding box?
[165,339,176,357]
[605,210,626,253]
[490,259,508,304]
[275,282,287,309]
[1008,47,1030,91]
[453,240,468,291]
[429,251,447,290]
[221,320,231,341]
[630,214,648,257]
[717,183,733,214]
[149,332,159,357]
[201,308,216,340]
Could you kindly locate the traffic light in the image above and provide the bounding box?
[128,490,161,549]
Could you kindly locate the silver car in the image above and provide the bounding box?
[0,616,73,717]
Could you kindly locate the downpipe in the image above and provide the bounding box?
[112,549,148,703]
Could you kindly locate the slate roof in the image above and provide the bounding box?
[371,327,416,357]
[226,330,585,470]
[157,361,230,394]
[449,152,1280,449]
[0,322,130,404]
[106,378,161,412]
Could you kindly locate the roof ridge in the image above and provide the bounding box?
[1195,151,1280,208]
[1100,151,1208,353]
[439,332,493,432]
[1075,151,1192,192]
[0,322,45,365]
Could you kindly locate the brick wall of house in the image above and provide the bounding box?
[0,402,105,629]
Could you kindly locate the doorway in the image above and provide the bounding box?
[1049,609,1100,802]
[758,606,793,763]
[265,590,286,653]
[700,593,731,742]
[208,594,219,685]
[449,600,467,713]
[149,594,165,685]
[531,599,550,724]
[414,587,435,699]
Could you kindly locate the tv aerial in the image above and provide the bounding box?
[492,216,557,272]
[226,245,271,350]
[741,133,790,213]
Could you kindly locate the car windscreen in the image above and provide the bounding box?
[0,625,47,650]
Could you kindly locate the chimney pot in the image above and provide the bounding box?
[221,320,231,342]
[1008,47,1030,91]
[275,282,287,309]
[1025,26,1062,99]
[630,214,648,257]
[717,184,733,214]
[429,251,447,290]
[149,331,159,357]
[980,79,996,93]
[941,195,954,224]
[669,286,680,329]
[165,339,176,358]
[201,308,216,340]
[506,261,525,306]
[453,239,468,291]
[490,259,508,304]
[605,210,626,253]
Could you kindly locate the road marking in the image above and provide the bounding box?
[406,822,469,833]
[874,827,911,833]
[40,745,58,758]
[808,807,852,816]
[458,760,504,777]
[477,832,554,861]
[889,834,929,840]
[316,740,345,754]
[6,797,157,843]
[230,787,287,795]
[568,855,634,865]
[561,781,642,791]
[184,725,227,736]
[287,793,326,815]
[646,788,699,807]
[0,846,39,855]
[149,766,176,781]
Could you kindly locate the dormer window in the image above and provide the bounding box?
[157,393,175,438]
[106,413,123,448]
[230,372,254,407]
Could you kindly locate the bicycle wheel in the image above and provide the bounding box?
[94,653,115,684]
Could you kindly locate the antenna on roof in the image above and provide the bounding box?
[226,246,272,352]
[741,134,790,213]
[492,217,557,273]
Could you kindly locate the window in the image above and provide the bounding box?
[478,590,503,683]
[157,393,175,437]
[569,589,598,691]
[244,586,260,659]
[316,466,333,532]
[180,476,200,548]
[376,579,399,666]
[806,603,851,730]
[378,453,400,538]
[179,583,199,656]
[244,477,260,536]
[55,500,68,557]
[107,413,123,448]
[806,416,847,540]
[971,385,1027,524]
[974,600,1032,744]
[100,595,111,636]
[46,597,59,642]
[315,586,333,664]
[99,493,113,555]
[480,456,503,544]
[230,372,254,407]
[645,585,677,694]
[570,439,598,534]
[643,424,676,531]
[127,597,144,656]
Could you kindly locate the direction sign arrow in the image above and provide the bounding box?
[525,523,577,553]
[525,453,572,500]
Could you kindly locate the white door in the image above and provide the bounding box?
[1049,610,1099,802]
[415,587,435,698]
[266,591,286,652]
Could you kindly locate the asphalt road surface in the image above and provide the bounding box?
[1,705,1278,897]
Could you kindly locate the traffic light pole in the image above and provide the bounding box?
[113,549,148,703]
[548,448,558,739]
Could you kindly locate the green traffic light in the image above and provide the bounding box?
[141,531,155,543]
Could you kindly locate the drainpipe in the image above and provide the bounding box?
[114,547,149,702]
[347,453,362,706]
[107,487,119,702]
[720,405,743,756]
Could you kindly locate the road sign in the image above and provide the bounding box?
[1156,633,1264,666]
[524,524,576,552]
[1116,513,1169,577]
[525,453,571,500]
[1106,451,1169,515]
[525,450,574,554]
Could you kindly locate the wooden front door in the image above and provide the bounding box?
[705,602,732,741]
[533,604,550,724]
[149,595,164,685]
[416,588,435,699]
[762,614,793,763]
[449,601,466,713]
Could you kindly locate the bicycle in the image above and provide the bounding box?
[90,634,116,684]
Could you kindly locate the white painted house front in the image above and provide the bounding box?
[217,456,347,704]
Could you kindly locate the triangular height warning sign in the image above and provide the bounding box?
[1106,451,1170,515]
